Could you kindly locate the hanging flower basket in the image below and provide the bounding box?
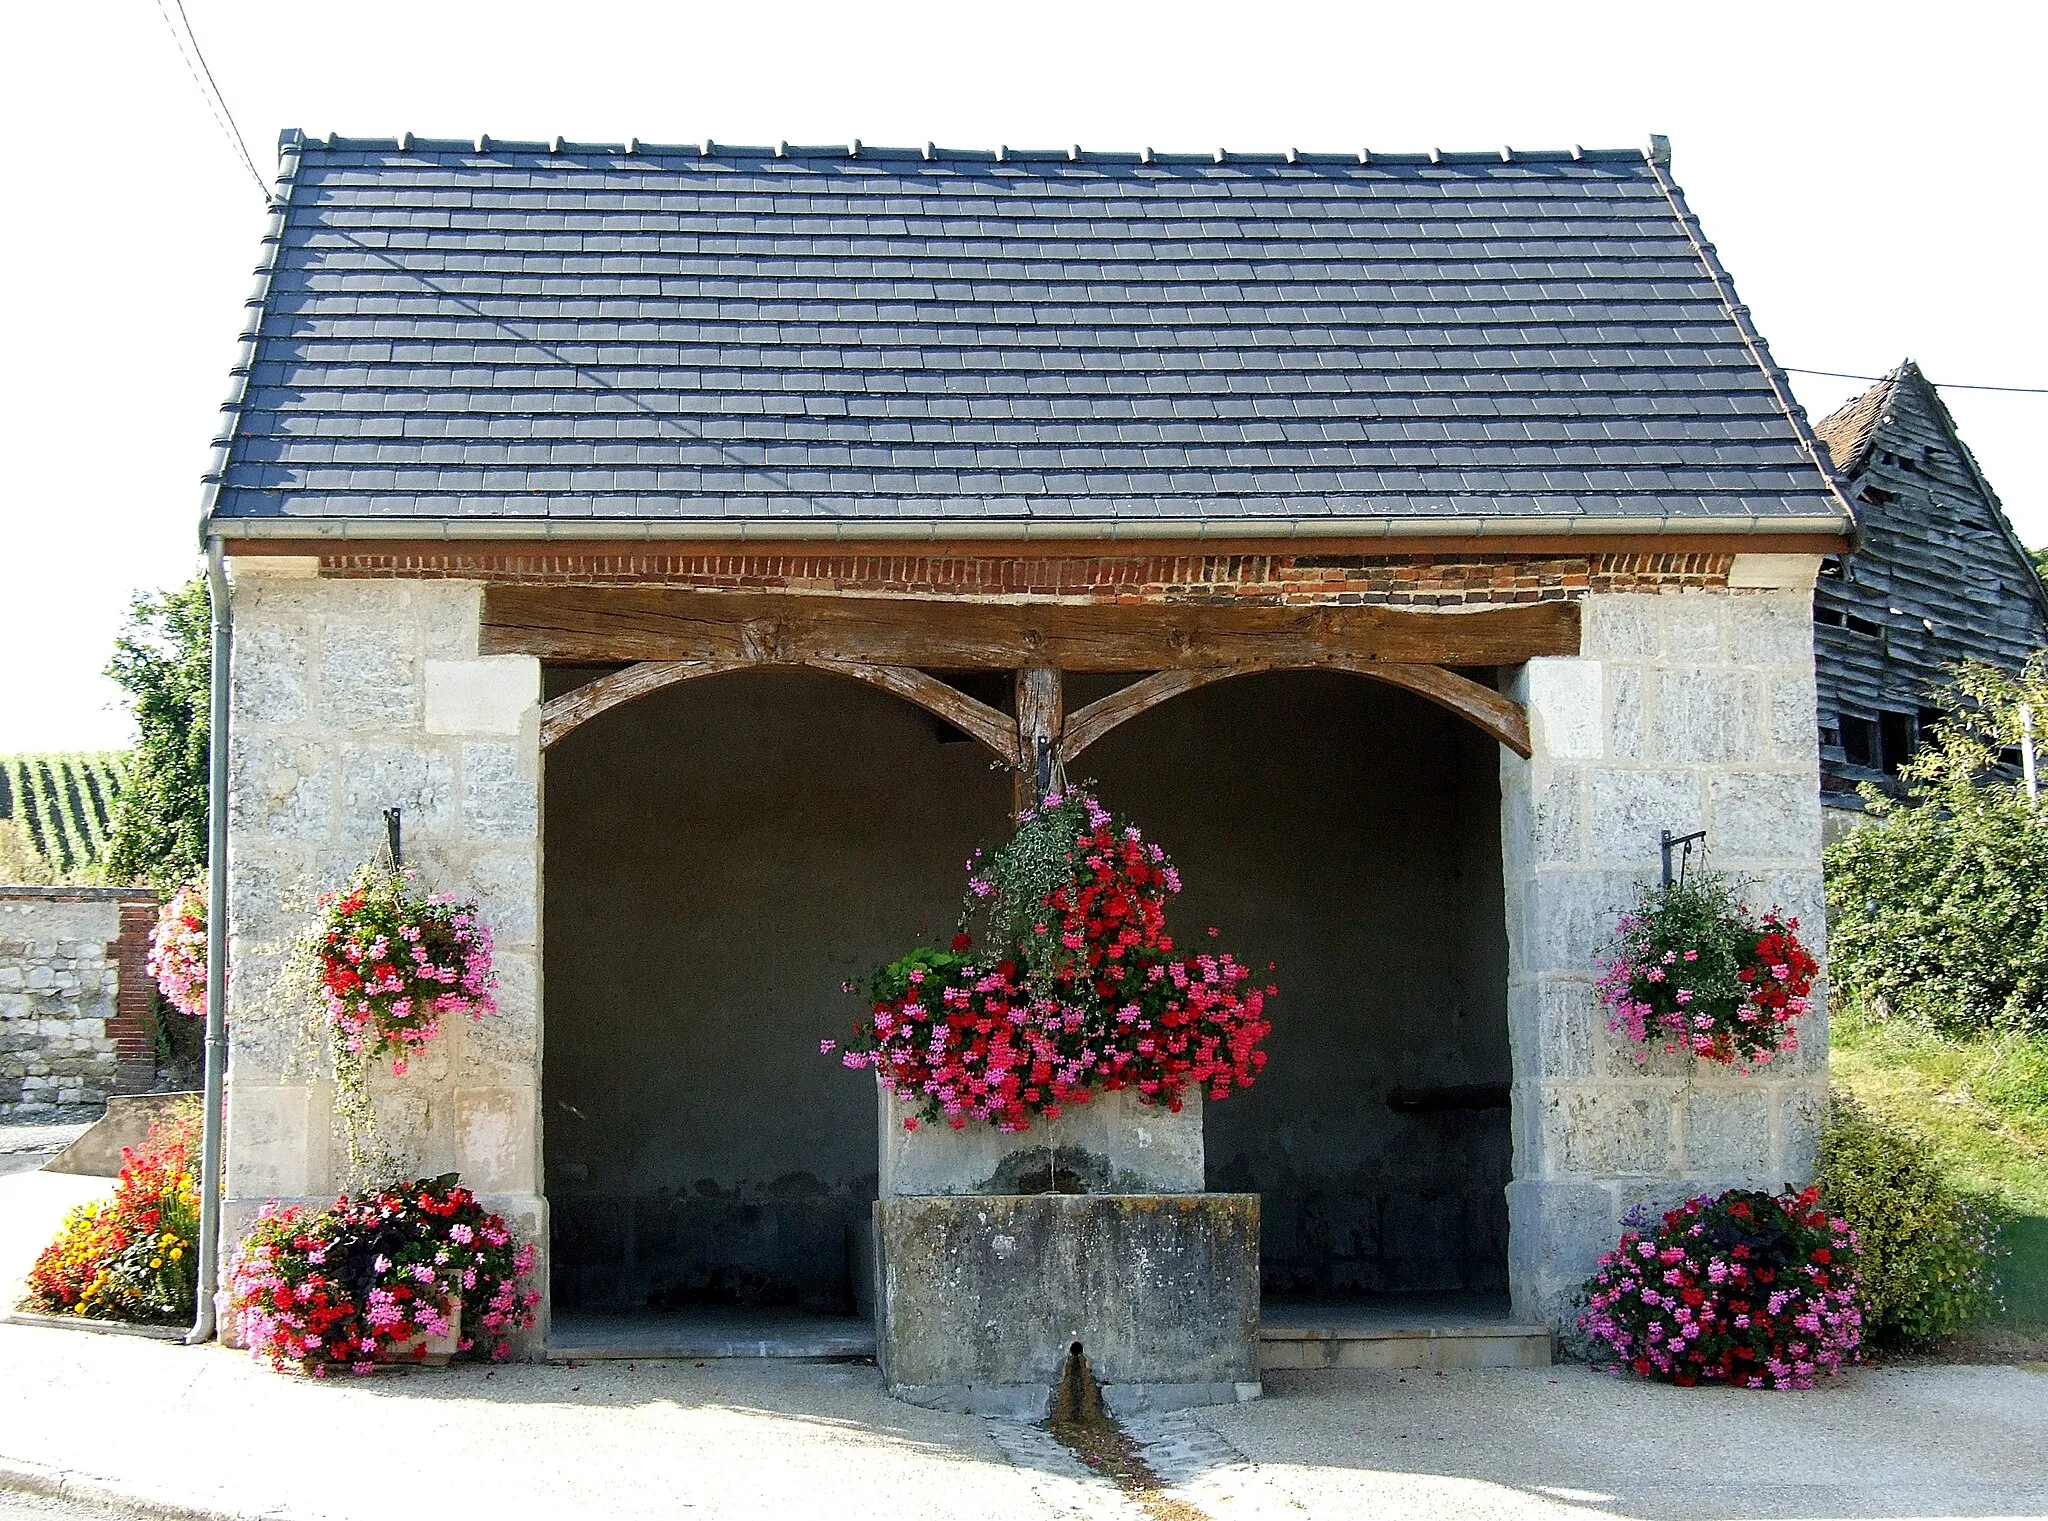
[826,789,1274,1133]
[1595,875,1819,1068]
[147,882,208,1020]
[313,864,497,1077]
[227,1175,537,1375]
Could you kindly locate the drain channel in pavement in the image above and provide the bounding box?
[1041,1344,1212,1521]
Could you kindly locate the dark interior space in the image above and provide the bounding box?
[543,668,1010,1314]
[542,665,1511,1318]
[1075,670,1512,1298]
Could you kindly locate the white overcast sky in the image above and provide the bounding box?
[3,0,2044,751]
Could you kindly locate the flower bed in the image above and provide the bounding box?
[147,881,207,1019]
[1578,1187,1863,1388]
[1596,875,1819,1067]
[20,1114,200,1324]
[828,789,1273,1132]
[314,865,497,1077]
[228,1176,537,1374]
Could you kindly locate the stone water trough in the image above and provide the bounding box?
[870,1086,1261,1417]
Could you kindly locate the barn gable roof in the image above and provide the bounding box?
[1814,361,2048,625]
[201,133,1853,543]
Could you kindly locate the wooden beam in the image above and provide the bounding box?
[1062,669,1242,759]
[538,659,743,749]
[809,660,1022,766]
[1015,665,1063,809]
[1347,661,1531,757]
[1062,660,1532,758]
[483,585,1580,670]
[538,655,1021,764]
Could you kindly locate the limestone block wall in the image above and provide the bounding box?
[0,888,158,1114]
[1501,565,1829,1328]
[221,562,545,1343]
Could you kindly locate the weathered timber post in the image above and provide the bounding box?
[1014,664,1064,811]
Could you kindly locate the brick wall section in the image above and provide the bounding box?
[0,887,159,1114]
[318,551,1734,605]
[109,900,160,1083]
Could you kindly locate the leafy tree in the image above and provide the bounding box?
[101,578,211,889]
[2034,546,2048,588]
[1826,653,2048,1034]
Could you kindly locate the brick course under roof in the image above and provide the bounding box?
[202,133,1853,539]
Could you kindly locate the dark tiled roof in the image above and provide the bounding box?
[203,134,1852,539]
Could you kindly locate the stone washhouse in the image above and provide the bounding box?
[201,130,1853,1410]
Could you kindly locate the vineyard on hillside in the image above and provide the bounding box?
[0,753,130,879]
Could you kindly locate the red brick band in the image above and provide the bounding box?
[318,550,1733,605]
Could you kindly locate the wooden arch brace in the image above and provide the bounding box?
[540,654,1528,765]
[1062,660,1531,759]
[538,657,1023,764]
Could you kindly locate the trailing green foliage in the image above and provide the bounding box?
[1817,1091,2005,1348]
[1825,654,2048,1035]
[102,579,211,890]
[0,752,129,881]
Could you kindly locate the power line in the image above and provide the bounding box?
[149,0,270,202]
[1784,366,2048,397]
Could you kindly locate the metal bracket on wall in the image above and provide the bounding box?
[384,807,403,868]
[1659,828,1706,887]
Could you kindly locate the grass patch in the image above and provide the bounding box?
[1831,1002,2048,1335]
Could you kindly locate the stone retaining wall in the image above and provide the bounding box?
[0,887,160,1114]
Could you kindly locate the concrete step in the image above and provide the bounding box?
[548,1309,875,1361]
[1258,1302,1552,1371]
[548,1302,1552,1371]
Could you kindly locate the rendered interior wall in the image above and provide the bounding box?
[1077,672,1511,1297]
[543,671,1010,1311]
[545,668,1510,1309]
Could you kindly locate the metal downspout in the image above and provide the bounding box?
[187,538,231,1345]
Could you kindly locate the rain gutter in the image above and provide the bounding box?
[201,512,1858,545]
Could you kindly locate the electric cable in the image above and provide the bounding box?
[149,0,270,201]
[1784,367,2048,397]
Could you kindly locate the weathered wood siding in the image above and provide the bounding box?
[1813,369,2048,798]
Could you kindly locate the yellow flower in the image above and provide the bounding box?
[160,1233,177,1246]
[150,1258,163,1269]
[170,1248,184,1260]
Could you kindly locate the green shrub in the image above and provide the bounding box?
[1825,654,2048,1036]
[1818,1092,2004,1347]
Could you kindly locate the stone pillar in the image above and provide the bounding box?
[1500,564,1829,1329]
[221,562,547,1351]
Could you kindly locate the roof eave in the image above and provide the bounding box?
[205,512,1857,546]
